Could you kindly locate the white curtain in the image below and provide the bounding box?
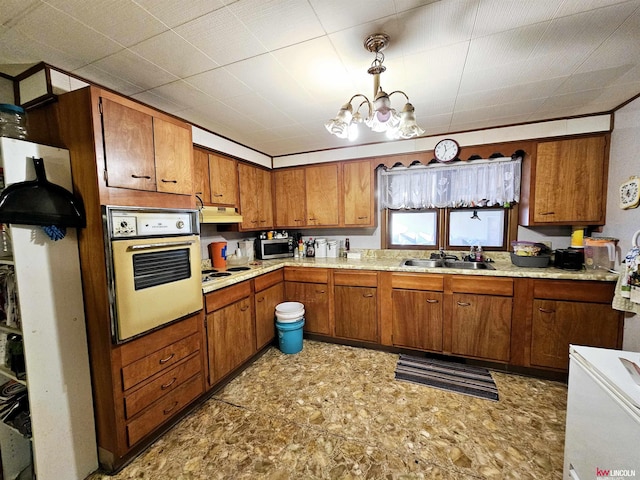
[379,157,521,209]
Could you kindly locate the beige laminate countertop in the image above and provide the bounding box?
[201,250,618,294]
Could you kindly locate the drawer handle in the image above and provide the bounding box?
[163,401,179,415]
[161,377,177,390]
[131,174,151,179]
[240,305,249,312]
[259,220,267,223]
[309,218,317,221]
[251,220,259,224]
[363,293,374,298]
[257,296,265,303]
[159,353,175,364]
[316,290,325,294]
[213,193,224,197]
[160,178,177,183]
[357,216,368,219]
[426,299,439,304]
[457,301,471,307]
[539,211,555,215]
[538,307,555,314]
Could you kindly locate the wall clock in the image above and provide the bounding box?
[434,138,460,163]
[620,176,640,209]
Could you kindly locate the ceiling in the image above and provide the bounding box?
[1,0,640,157]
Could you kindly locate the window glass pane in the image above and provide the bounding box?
[449,209,505,247]
[389,210,437,246]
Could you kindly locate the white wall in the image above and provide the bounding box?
[602,96,640,351]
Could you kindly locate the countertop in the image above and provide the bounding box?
[201,249,618,294]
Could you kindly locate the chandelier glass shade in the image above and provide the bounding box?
[325,34,424,141]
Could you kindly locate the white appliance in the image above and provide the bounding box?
[0,138,98,479]
[564,345,640,479]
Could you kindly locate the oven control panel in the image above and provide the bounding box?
[107,207,198,238]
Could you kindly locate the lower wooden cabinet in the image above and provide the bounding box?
[450,293,512,362]
[392,289,443,352]
[334,271,377,342]
[254,270,284,350]
[204,281,256,386]
[284,267,330,335]
[528,280,623,370]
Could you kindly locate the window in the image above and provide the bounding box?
[386,210,438,248]
[447,208,506,249]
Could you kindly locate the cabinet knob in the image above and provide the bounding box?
[131,174,151,179]
[163,401,179,415]
[538,307,555,314]
[240,305,249,312]
[316,290,325,294]
[159,353,175,364]
[456,301,471,307]
[161,377,177,390]
[257,297,265,303]
[161,178,178,184]
[426,299,439,304]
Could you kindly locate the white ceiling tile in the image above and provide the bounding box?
[133,0,226,28]
[129,30,219,77]
[222,93,296,128]
[44,0,168,47]
[185,68,252,100]
[72,63,146,96]
[472,0,560,37]
[554,0,635,18]
[89,49,179,91]
[556,66,636,95]
[130,90,188,116]
[227,0,325,51]
[148,80,219,110]
[0,0,41,28]
[309,0,398,33]
[173,7,266,65]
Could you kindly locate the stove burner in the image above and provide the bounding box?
[209,272,232,278]
[202,268,219,274]
[227,266,251,272]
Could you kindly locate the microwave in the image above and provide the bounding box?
[256,237,295,259]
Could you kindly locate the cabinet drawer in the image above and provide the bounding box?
[532,279,615,303]
[205,280,252,312]
[254,269,284,292]
[126,374,203,447]
[121,333,200,391]
[120,315,199,366]
[124,354,201,419]
[449,276,513,296]
[334,270,377,287]
[391,273,444,291]
[284,267,328,283]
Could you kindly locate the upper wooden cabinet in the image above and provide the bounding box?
[273,160,375,229]
[238,163,273,230]
[520,135,610,226]
[193,148,211,204]
[274,168,307,228]
[343,159,375,227]
[55,86,194,209]
[101,95,193,195]
[208,154,238,207]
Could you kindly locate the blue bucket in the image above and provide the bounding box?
[276,318,305,354]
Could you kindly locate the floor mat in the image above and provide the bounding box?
[395,354,499,401]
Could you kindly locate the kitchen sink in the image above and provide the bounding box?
[400,258,444,268]
[400,258,495,270]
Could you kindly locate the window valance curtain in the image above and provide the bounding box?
[379,157,521,209]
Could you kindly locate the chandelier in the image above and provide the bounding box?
[325,33,425,141]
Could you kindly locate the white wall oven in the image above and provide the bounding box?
[104,206,202,343]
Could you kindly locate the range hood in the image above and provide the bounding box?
[199,206,243,224]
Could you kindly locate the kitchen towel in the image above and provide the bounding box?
[394,355,499,401]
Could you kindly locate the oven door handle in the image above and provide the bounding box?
[127,240,197,251]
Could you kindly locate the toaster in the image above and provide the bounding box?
[554,248,584,270]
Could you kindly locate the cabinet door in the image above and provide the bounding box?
[209,154,238,206]
[238,163,259,229]
[533,136,607,224]
[101,97,156,191]
[206,296,255,385]
[334,286,377,342]
[306,164,339,226]
[257,168,274,229]
[343,160,374,226]
[154,118,193,195]
[255,283,283,350]
[193,149,211,204]
[530,300,621,370]
[274,169,306,228]
[451,294,512,362]
[392,290,443,352]
[284,281,330,335]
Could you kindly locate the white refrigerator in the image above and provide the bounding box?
[564,345,640,479]
[0,137,97,479]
